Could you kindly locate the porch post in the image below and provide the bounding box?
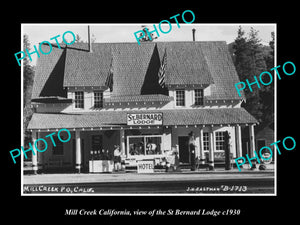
[235,125,243,165]
[75,130,81,173]
[120,129,125,155]
[208,128,214,170]
[249,124,256,169]
[199,127,205,165]
[194,131,200,158]
[31,130,38,174]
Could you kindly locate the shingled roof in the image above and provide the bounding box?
[28,108,257,130]
[31,41,245,101]
[63,47,111,87]
[156,42,214,86]
[31,45,67,99]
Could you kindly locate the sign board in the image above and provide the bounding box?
[137,160,155,173]
[127,113,163,126]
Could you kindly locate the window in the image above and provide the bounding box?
[53,136,64,155]
[129,137,144,155]
[92,135,103,151]
[215,132,225,151]
[203,132,210,152]
[175,90,185,106]
[94,91,103,108]
[75,91,84,108]
[194,89,204,106]
[145,137,161,155]
[128,135,162,156]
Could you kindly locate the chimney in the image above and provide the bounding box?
[192,28,196,42]
[88,25,93,52]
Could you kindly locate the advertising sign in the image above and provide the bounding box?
[137,160,155,173]
[127,113,163,125]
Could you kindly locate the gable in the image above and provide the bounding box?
[32,41,244,101]
[111,43,157,96]
[156,42,214,86]
[200,41,245,100]
[31,45,66,99]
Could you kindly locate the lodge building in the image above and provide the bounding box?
[27,38,258,173]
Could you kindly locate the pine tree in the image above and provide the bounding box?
[233,26,275,133]
[75,34,96,43]
[247,27,267,75]
[233,26,251,81]
[233,26,264,123]
[23,34,35,107]
[259,31,275,127]
[23,34,35,152]
[75,34,84,43]
[138,26,158,43]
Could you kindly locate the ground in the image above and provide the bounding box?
[23,167,275,194]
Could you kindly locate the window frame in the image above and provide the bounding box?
[74,91,84,109]
[94,91,103,108]
[203,132,210,153]
[175,89,185,107]
[127,135,163,156]
[215,131,226,152]
[194,89,204,106]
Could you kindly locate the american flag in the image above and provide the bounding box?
[158,48,167,88]
[105,59,113,91]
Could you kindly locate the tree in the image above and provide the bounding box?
[75,33,96,44]
[23,34,35,154]
[137,26,158,43]
[232,26,275,131]
[232,26,250,81]
[91,34,96,43]
[75,34,84,43]
[233,26,264,122]
[23,34,35,107]
[259,31,275,127]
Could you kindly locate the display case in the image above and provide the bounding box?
[89,150,114,173]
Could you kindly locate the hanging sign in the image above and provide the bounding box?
[127,113,163,125]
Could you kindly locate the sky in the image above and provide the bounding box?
[22,24,275,66]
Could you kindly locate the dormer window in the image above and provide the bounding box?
[94,91,103,108]
[75,91,84,108]
[175,89,185,106]
[194,89,204,106]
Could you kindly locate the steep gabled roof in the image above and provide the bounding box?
[156,42,214,86]
[32,41,244,101]
[200,41,245,100]
[31,45,67,100]
[111,43,158,96]
[63,46,111,87]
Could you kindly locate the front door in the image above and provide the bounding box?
[178,136,190,163]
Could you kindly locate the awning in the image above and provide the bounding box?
[27,108,257,130]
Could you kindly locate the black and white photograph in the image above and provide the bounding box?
[4,5,298,223]
[21,23,276,195]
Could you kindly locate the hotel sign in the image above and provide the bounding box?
[137,160,154,173]
[127,113,163,125]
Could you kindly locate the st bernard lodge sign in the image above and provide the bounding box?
[127,113,163,125]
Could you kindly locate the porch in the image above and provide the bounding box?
[26,123,257,174]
